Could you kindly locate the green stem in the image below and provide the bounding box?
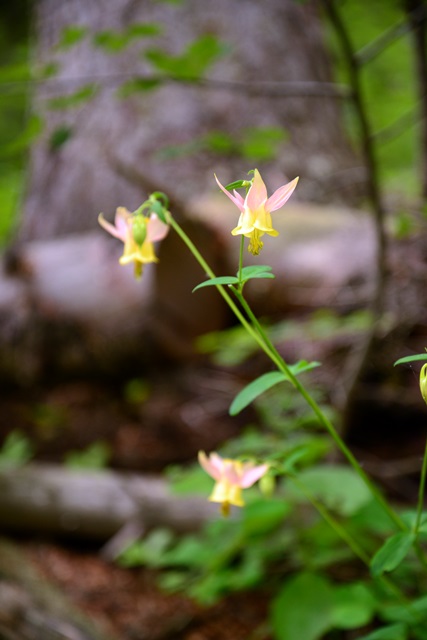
[169,217,278,363]
[237,236,245,293]
[414,435,427,535]
[289,475,370,564]
[169,215,427,568]
[290,475,419,622]
[232,288,406,532]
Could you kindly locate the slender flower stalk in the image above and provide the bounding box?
[169,214,407,535]
[414,364,427,536]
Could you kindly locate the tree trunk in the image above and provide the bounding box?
[20,0,358,241]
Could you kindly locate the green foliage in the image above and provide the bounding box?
[158,126,288,162]
[271,573,335,640]
[327,0,418,194]
[370,532,415,577]
[123,377,151,404]
[47,84,99,110]
[145,34,225,80]
[0,430,33,468]
[229,361,320,417]
[64,442,111,469]
[56,25,88,49]
[193,265,275,293]
[93,23,161,53]
[289,465,372,517]
[271,573,376,640]
[359,623,408,640]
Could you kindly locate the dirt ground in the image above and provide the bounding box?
[0,362,426,639]
[0,369,273,639]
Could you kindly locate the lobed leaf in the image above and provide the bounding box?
[193,276,239,292]
[394,354,427,366]
[370,532,415,577]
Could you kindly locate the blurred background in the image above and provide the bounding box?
[1,1,427,638]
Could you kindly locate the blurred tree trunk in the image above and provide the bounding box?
[20,0,358,241]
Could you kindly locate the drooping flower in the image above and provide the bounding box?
[98,206,169,278]
[198,451,269,516]
[215,169,299,255]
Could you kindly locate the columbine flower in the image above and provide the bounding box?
[198,451,268,517]
[98,206,169,279]
[215,169,299,255]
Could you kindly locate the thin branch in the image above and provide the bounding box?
[321,0,388,431]
[0,72,351,99]
[356,3,427,64]
[403,0,427,197]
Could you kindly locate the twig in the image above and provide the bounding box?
[321,0,388,430]
[403,0,427,197]
[356,3,427,64]
[0,72,351,99]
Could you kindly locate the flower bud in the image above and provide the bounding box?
[149,199,168,224]
[420,363,427,405]
[132,216,147,246]
[259,473,275,498]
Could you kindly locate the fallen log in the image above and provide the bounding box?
[0,463,215,546]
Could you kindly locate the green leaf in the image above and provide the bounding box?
[1,115,43,156]
[359,623,407,640]
[47,85,98,110]
[224,179,246,190]
[294,466,372,516]
[57,25,88,49]
[394,354,427,366]
[239,265,275,282]
[204,131,235,155]
[270,573,334,640]
[331,583,376,630]
[240,126,287,161]
[118,77,162,97]
[240,265,273,278]
[193,276,238,292]
[49,125,74,151]
[93,31,130,52]
[242,499,291,536]
[0,431,33,468]
[146,34,224,80]
[229,361,320,416]
[127,23,162,38]
[381,594,427,626]
[229,372,288,416]
[370,532,415,577]
[64,441,111,469]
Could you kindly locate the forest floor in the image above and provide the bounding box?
[0,364,425,640]
[0,369,273,640]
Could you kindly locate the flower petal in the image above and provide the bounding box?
[246,169,267,211]
[115,207,132,238]
[98,213,126,241]
[215,174,245,212]
[147,213,169,242]
[198,451,223,481]
[240,463,269,488]
[265,177,299,212]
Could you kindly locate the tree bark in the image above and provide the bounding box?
[20,0,358,241]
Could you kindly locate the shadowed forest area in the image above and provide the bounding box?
[1,1,427,639]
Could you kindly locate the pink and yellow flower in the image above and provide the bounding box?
[198,451,268,516]
[98,206,169,278]
[215,169,299,255]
